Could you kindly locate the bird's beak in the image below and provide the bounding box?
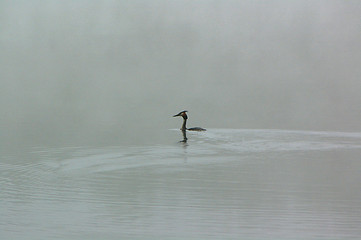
[173,113,181,117]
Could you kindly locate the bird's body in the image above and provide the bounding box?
[173,111,206,131]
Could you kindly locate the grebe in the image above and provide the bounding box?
[173,110,206,131]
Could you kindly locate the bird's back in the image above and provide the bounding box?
[187,127,206,131]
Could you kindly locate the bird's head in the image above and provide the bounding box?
[173,110,188,119]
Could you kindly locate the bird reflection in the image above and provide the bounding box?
[180,129,188,143]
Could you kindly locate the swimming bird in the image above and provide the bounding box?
[173,110,206,131]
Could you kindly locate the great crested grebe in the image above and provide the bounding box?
[173,110,206,131]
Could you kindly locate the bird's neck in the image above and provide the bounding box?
[181,118,187,130]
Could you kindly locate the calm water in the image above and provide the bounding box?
[1,129,361,239]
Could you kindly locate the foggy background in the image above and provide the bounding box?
[1,0,361,146]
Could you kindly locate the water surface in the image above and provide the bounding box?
[1,129,361,239]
